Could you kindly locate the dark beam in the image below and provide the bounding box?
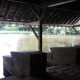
[29,25,38,39]
[43,13,51,22]
[44,8,58,23]
[42,8,51,22]
[41,8,47,20]
[69,13,79,24]
[48,9,58,23]
[8,0,29,4]
[62,12,73,24]
[73,17,80,24]
[70,14,80,24]
[26,12,33,21]
[54,7,80,14]
[66,13,76,24]
[6,2,13,18]
[20,7,27,20]
[42,0,77,8]
[27,3,39,19]
[38,8,43,51]
[72,27,80,35]
[38,19,42,51]
[13,3,21,19]
[8,0,39,4]
[0,0,4,12]
[58,11,68,24]
[53,10,66,24]
[33,16,37,21]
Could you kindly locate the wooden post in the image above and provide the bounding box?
[38,19,42,51]
[38,8,43,51]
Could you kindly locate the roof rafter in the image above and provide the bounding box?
[53,10,66,23]
[48,9,58,23]
[13,3,21,19]
[71,14,80,24]
[27,3,40,19]
[42,0,77,8]
[20,7,27,20]
[0,0,4,12]
[73,17,80,24]
[66,12,76,24]
[41,8,47,20]
[62,12,73,24]
[6,2,13,19]
[58,11,68,23]
[68,13,79,24]
[44,8,59,23]
[26,12,33,22]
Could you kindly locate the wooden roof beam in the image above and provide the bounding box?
[62,12,73,24]
[13,3,21,19]
[73,17,80,24]
[44,9,59,23]
[58,11,68,24]
[42,0,77,8]
[26,12,33,21]
[0,0,4,12]
[53,10,65,23]
[69,13,79,24]
[40,8,47,20]
[66,13,75,24]
[6,2,13,18]
[27,3,40,19]
[70,14,80,24]
[60,11,71,24]
[53,7,80,14]
[48,9,58,23]
[20,7,27,20]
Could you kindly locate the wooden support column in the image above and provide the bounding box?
[38,8,43,51]
[27,3,43,51]
[38,19,42,51]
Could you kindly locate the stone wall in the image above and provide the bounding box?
[50,47,77,65]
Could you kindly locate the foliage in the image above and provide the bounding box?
[3,26,18,31]
[0,24,5,30]
[0,20,80,35]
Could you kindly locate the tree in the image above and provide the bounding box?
[0,24,5,30]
